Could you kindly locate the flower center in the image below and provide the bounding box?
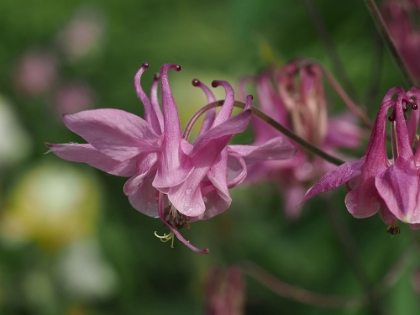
[386,222,401,236]
[164,204,191,230]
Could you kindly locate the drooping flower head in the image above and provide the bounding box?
[302,86,420,231]
[47,63,296,253]
[239,60,362,218]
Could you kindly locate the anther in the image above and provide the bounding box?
[154,73,161,80]
[211,80,220,88]
[192,79,200,86]
[413,103,418,110]
[142,62,150,69]
[174,64,181,71]
[388,109,396,122]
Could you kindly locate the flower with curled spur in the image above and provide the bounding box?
[238,61,363,218]
[47,63,296,253]
[302,86,420,231]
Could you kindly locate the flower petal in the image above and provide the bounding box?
[191,107,252,157]
[301,157,365,203]
[123,153,159,195]
[63,109,160,161]
[46,143,137,176]
[228,137,296,164]
[376,156,420,223]
[127,173,159,218]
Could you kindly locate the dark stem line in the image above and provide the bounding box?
[364,0,417,87]
[295,59,374,128]
[240,261,361,309]
[303,0,359,101]
[240,245,412,311]
[183,101,345,166]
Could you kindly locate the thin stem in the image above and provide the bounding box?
[240,261,361,309]
[303,0,359,101]
[184,101,345,166]
[240,245,413,311]
[364,0,417,87]
[293,58,374,128]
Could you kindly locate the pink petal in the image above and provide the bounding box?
[123,153,159,195]
[127,173,159,218]
[63,109,160,161]
[206,150,232,205]
[46,143,137,176]
[194,189,231,221]
[284,185,306,219]
[226,152,247,187]
[153,64,191,189]
[228,137,296,164]
[325,112,363,148]
[378,207,396,225]
[211,81,235,126]
[345,181,382,218]
[301,157,365,203]
[192,79,216,136]
[191,107,252,157]
[134,64,162,134]
[376,157,420,223]
[410,223,420,230]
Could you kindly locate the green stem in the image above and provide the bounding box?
[183,101,345,166]
[364,0,417,87]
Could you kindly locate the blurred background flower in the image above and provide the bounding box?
[1,162,100,251]
[13,50,58,96]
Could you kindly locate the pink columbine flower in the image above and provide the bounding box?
[204,266,245,315]
[47,63,296,253]
[14,50,58,96]
[302,86,420,230]
[239,62,362,218]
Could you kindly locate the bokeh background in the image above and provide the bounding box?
[0,0,419,314]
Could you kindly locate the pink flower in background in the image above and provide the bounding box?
[55,82,95,116]
[14,50,58,96]
[381,0,420,80]
[57,7,105,61]
[302,87,420,230]
[239,61,362,218]
[204,266,246,315]
[47,63,296,253]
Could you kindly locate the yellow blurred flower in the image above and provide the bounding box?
[1,162,101,251]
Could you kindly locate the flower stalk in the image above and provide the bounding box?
[185,100,345,166]
[364,0,418,87]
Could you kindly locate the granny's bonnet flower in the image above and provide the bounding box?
[47,63,296,253]
[239,61,362,218]
[302,86,420,230]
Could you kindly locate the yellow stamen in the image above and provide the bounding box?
[154,230,175,248]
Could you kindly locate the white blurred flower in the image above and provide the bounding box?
[56,239,118,300]
[0,95,31,167]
